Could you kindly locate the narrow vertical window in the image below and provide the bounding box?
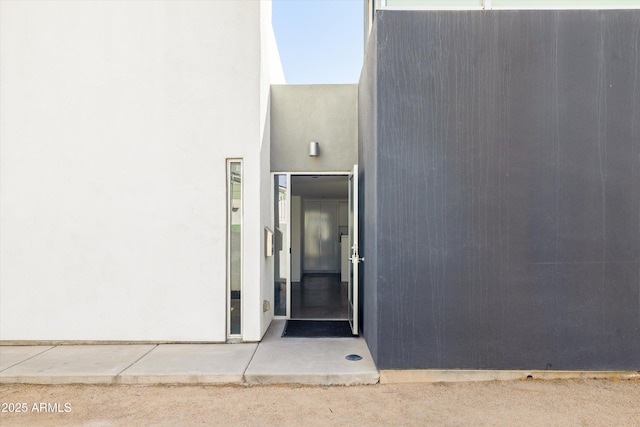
[228,161,242,336]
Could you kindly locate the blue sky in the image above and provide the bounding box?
[272,0,364,84]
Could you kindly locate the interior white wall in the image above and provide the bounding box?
[302,200,348,274]
[0,0,275,341]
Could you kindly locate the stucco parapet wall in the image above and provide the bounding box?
[380,370,640,384]
[270,84,358,172]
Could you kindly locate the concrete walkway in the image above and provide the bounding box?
[0,320,379,386]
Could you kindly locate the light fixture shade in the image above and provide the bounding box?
[309,141,319,157]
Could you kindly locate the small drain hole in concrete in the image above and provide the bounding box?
[345,354,362,361]
[526,375,533,379]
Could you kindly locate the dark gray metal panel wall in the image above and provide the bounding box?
[358,23,379,363]
[365,10,640,370]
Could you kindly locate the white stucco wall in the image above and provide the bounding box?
[254,0,285,340]
[0,0,279,341]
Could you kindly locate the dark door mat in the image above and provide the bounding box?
[282,320,355,338]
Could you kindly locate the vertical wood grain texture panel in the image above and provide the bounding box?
[368,10,640,369]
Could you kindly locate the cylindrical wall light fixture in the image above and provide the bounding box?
[309,141,320,157]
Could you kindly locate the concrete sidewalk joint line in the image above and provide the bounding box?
[116,344,159,376]
[241,339,261,382]
[116,343,258,385]
[0,345,57,373]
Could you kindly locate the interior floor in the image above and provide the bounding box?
[291,273,348,320]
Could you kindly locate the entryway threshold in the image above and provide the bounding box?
[244,320,379,385]
[0,321,379,386]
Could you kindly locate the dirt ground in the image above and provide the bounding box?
[1,379,639,426]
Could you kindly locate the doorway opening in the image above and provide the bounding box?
[273,169,360,334]
[291,175,349,320]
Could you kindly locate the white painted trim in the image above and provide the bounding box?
[271,172,292,320]
[272,171,352,320]
[380,5,484,10]
[288,171,351,319]
[271,171,352,175]
[227,159,244,339]
[285,173,292,319]
[349,164,359,335]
